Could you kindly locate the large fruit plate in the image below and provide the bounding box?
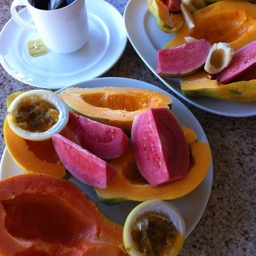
[0,77,213,237]
[124,0,256,117]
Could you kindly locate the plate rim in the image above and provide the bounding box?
[0,77,213,237]
[123,0,256,117]
[0,0,127,89]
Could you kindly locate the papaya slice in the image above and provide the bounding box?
[165,1,256,52]
[0,174,127,255]
[131,108,190,186]
[66,112,130,159]
[95,127,211,203]
[52,134,116,188]
[180,70,256,102]
[58,87,172,134]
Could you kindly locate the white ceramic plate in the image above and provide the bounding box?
[0,77,213,237]
[0,0,127,89]
[124,0,256,117]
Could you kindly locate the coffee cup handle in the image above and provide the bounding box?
[11,0,37,32]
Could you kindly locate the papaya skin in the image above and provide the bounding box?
[165,1,256,52]
[95,127,211,203]
[0,174,127,255]
[147,0,184,33]
[181,70,256,102]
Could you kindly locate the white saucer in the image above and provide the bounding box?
[0,0,127,89]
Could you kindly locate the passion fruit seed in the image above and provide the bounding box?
[7,89,69,141]
[131,213,178,255]
[14,98,59,132]
[123,200,186,256]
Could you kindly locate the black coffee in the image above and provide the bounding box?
[31,0,75,10]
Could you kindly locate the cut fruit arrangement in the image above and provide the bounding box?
[0,87,211,255]
[149,0,256,102]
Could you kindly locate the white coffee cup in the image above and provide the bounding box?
[11,0,89,53]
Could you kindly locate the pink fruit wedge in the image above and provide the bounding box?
[157,39,211,77]
[67,112,130,159]
[52,134,116,188]
[131,108,190,187]
[217,41,256,83]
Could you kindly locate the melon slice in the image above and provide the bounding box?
[157,39,211,77]
[52,134,116,188]
[216,41,256,83]
[131,108,190,187]
[67,112,130,159]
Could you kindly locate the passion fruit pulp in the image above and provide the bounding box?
[7,90,69,141]
[123,200,186,256]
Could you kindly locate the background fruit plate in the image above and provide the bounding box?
[124,0,256,117]
[0,77,213,237]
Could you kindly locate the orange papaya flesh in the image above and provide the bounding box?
[181,70,256,102]
[165,1,256,52]
[0,174,128,256]
[59,87,173,135]
[95,127,211,203]
[4,119,68,178]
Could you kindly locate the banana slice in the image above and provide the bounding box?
[204,42,234,74]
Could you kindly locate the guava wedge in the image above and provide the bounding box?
[52,134,116,188]
[131,108,190,187]
[157,39,211,77]
[216,41,256,83]
[66,112,130,159]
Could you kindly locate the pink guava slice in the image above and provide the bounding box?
[131,108,190,187]
[216,41,256,83]
[157,39,211,77]
[66,112,130,159]
[52,134,116,188]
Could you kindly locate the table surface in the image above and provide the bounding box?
[0,0,256,255]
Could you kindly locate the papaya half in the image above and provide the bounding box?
[95,127,211,203]
[58,87,172,134]
[165,1,256,52]
[0,174,127,255]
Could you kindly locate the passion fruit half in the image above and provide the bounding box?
[7,89,69,141]
[123,200,186,256]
